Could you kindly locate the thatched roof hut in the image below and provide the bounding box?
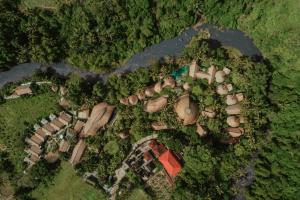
[226,94,238,105]
[82,102,115,137]
[151,122,168,130]
[196,123,207,137]
[14,85,32,96]
[120,98,129,105]
[137,91,146,100]
[227,127,244,137]
[128,95,138,105]
[215,71,226,83]
[174,94,198,125]
[226,104,242,115]
[144,96,168,113]
[201,107,216,118]
[162,77,176,88]
[70,140,86,166]
[145,87,155,97]
[189,60,199,78]
[227,116,240,127]
[216,84,233,95]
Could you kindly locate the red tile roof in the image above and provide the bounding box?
[158,150,182,177]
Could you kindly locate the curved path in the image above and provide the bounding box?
[0,24,261,88]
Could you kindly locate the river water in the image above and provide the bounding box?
[0,24,261,88]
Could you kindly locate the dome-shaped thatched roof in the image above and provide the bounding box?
[174,94,198,125]
[145,87,155,97]
[183,82,190,90]
[128,95,138,105]
[227,116,240,127]
[162,76,176,88]
[120,98,129,105]
[226,94,238,105]
[215,71,226,83]
[136,90,146,100]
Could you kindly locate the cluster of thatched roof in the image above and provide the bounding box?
[119,76,176,107]
[186,60,246,139]
[24,111,72,166]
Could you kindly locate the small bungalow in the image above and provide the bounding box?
[42,123,56,135]
[223,67,231,75]
[119,132,129,139]
[215,71,226,83]
[35,128,48,141]
[145,87,155,97]
[128,95,138,105]
[196,123,207,137]
[74,120,85,134]
[226,104,242,115]
[195,65,216,84]
[78,109,90,120]
[189,60,199,78]
[25,145,42,157]
[227,116,240,127]
[50,118,65,131]
[183,82,191,91]
[24,154,40,165]
[13,85,32,96]
[120,98,129,105]
[25,134,43,147]
[58,112,72,125]
[70,139,86,166]
[162,77,176,88]
[154,82,162,93]
[59,140,71,153]
[59,86,67,96]
[151,122,168,130]
[201,107,216,118]
[136,90,146,100]
[227,127,244,137]
[216,84,233,95]
[144,96,168,113]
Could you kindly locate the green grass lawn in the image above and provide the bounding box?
[128,188,150,200]
[31,162,106,200]
[0,92,59,171]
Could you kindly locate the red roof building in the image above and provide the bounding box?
[158,150,182,177]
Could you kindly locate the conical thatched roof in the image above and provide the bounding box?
[137,90,146,100]
[226,94,238,105]
[227,116,240,127]
[128,95,138,105]
[216,84,233,95]
[151,122,168,130]
[215,71,226,83]
[183,82,190,90]
[227,127,244,137]
[145,87,155,97]
[174,94,198,125]
[144,96,168,113]
[120,98,129,105]
[226,104,242,115]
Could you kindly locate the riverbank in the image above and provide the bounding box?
[0,24,261,89]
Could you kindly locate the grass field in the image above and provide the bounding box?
[21,0,60,9]
[128,188,150,200]
[31,162,106,200]
[0,92,59,171]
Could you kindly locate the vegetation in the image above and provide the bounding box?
[201,0,300,199]
[0,90,59,171]
[32,161,106,200]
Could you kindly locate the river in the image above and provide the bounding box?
[0,24,261,88]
